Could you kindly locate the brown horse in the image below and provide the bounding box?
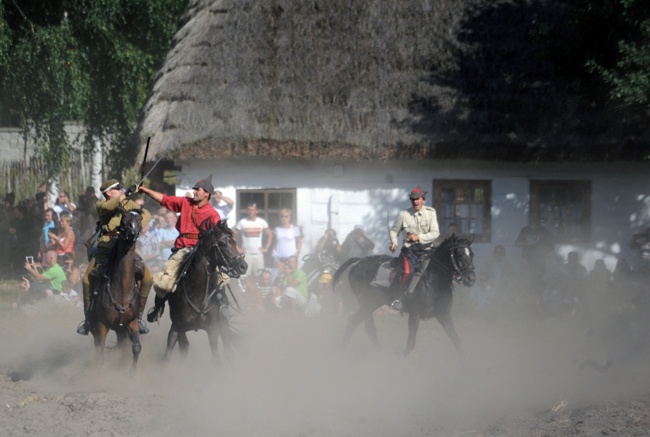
[162,220,248,366]
[89,207,144,370]
[333,235,476,357]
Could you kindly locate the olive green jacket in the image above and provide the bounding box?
[97,197,151,248]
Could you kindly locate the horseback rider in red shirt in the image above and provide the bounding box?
[138,175,222,321]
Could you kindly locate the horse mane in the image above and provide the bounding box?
[198,218,232,239]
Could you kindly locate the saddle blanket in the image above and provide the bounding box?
[371,261,393,288]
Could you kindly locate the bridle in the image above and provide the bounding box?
[199,229,245,278]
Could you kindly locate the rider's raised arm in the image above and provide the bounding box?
[138,186,164,204]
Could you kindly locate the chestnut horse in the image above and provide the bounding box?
[162,220,248,366]
[333,235,476,357]
[89,207,144,370]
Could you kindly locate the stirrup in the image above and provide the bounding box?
[390,300,403,311]
[146,306,163,323]
[76,320,90,336]
[138,318,150,334]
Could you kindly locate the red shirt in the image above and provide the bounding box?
[160,195,221,249]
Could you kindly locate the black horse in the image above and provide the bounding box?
[333,235,476,357]
[162,220,248,366]
[90,206,144,370]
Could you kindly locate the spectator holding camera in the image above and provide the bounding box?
[15,250,66,307]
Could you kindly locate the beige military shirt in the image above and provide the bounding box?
[97,197,152,247]
[389,205,440,248]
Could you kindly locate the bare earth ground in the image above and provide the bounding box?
[1,290,650,437]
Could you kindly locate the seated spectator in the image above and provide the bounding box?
[273,256,309,312]
[61,252,81,290]
[250,269,275,311]
[47,211,76,263]
[58,279,81,306]
[14,250,66,307]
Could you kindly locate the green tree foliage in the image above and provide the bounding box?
[546,0,650,112]
[0,0,188,179]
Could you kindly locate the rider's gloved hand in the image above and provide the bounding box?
[125,184,139,197]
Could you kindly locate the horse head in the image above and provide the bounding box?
[447,234,476,287]
[199,220,248,278]
[118,206,143,245]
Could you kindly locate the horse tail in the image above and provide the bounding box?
[332,257,361,292]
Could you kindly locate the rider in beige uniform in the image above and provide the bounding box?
[77,179,153,335]
[389,186,440,310]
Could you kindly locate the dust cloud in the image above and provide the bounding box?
[1,289,649,436]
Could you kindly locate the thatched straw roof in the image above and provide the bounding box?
[134,0,649,163]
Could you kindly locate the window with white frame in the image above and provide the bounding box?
[432,180,492,242]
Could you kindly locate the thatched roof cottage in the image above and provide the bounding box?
[134,0,650,270]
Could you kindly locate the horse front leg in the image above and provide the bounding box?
[127,320,141,372]
[437,312,463,359]
[162,325,180,363]
[92,324,110,365]
[398,313,421,357]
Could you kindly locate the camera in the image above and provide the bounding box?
[25,256,34,265]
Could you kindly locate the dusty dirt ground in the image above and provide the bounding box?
[1,290,650,437]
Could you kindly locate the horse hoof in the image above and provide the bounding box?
[76,321,90,336]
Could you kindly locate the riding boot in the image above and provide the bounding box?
[76,298,91,336]
[146,295,166,323]
[137,295,150,334]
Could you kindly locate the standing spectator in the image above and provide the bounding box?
[0,193,16,278]
[137,221,161,273]
[315,228,342,270]
[630,227,650,273]
[211,189,235,221]
[340,225,375,261]
[585,259,613,314]
[53,190,76,216]
[559,251,588,314]
[234,203,273,284]
[76,186,99,243]
[39,208,59,262]
[515,211,554,298]
[47,211,76,263]
[472,244,513,311]
[611,257,637,313]
[158,211,179,261]
[272,208,302,269]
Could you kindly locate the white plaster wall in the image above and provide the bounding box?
[174,158,650,272]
